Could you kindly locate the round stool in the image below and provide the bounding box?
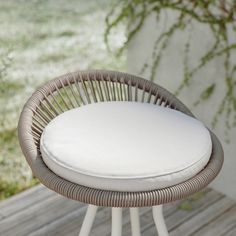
[18,70,223,236]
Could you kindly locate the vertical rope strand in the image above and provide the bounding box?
[58,79,76,108]
[54,83,71,110]
[65,77,81,107]
[71,73,86,105]
[79,74,91,104]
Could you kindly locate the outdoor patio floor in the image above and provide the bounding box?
[0,185,236,236]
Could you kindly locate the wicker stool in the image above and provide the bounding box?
[18,70,223,236]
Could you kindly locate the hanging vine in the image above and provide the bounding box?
[105,0,236,134]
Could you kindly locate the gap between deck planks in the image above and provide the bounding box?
[0,184,235,236]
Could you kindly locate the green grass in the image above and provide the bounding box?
[0,178,39,200]
[0,128,38,199]
[0,0,125,201]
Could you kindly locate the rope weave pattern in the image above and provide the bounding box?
[18,70,223,207]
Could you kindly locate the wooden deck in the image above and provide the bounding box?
[0,185,236,236]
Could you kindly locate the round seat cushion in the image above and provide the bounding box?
[40,102,212,192]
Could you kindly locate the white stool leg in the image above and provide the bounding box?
[79,204,98,236]
[130,208,141,236]
[111,208,122,236]
[152,205,168,236]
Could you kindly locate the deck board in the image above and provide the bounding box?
[225,226,236,236]
[192,205,236,236]
[170,197,236,236]
[0,185,235,236]
[0,185,54,219]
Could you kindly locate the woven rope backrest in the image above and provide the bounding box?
[26,70,193,158]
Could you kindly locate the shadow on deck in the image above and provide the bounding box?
[0,185,236,236]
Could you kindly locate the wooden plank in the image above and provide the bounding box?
[28,204,88,236]
[167,189,223,231]
[142,189,223,235]
[0,186,235,236]
[29,206,113,236]
[0,184,55,220]
[169,197,236,236]
[120,189,210,236]
[122,201,180,236]
[29,206,126,236]
[92,208,129,236]
[28,203,175,236]
[94,200,181,236]
[192,205,236,236]
[0,185,44,208]
[123,189,211,235]
[92,208,150,236]
[224,226,236,236]
[30,207,131,236]
[0,193,83,236]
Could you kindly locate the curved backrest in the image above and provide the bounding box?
[19,70,193,162]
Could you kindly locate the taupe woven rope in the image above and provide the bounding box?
[18,70,223,207]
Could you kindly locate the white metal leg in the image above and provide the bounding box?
[152,205,169,236]
[78,204,168,236]
[79,204,98,236]
[111,208,122,236]
[130,208,141,236]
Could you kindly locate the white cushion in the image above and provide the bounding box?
[40,102,212,192]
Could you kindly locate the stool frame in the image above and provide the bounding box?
[18,70,223,235]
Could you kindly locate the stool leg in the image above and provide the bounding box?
[152,205,168,236]
[79,204,98,236]
[111,208,122,236]
[130,208,141,236]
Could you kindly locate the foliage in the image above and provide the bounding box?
[0,46,42,200]
[0,49,24,129]
[105,0,236,131]
[0,0,125,200]
[0,177,39,200]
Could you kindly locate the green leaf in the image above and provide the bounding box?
[200,83,216,100]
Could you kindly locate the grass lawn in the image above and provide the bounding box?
[0,0,125,200]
